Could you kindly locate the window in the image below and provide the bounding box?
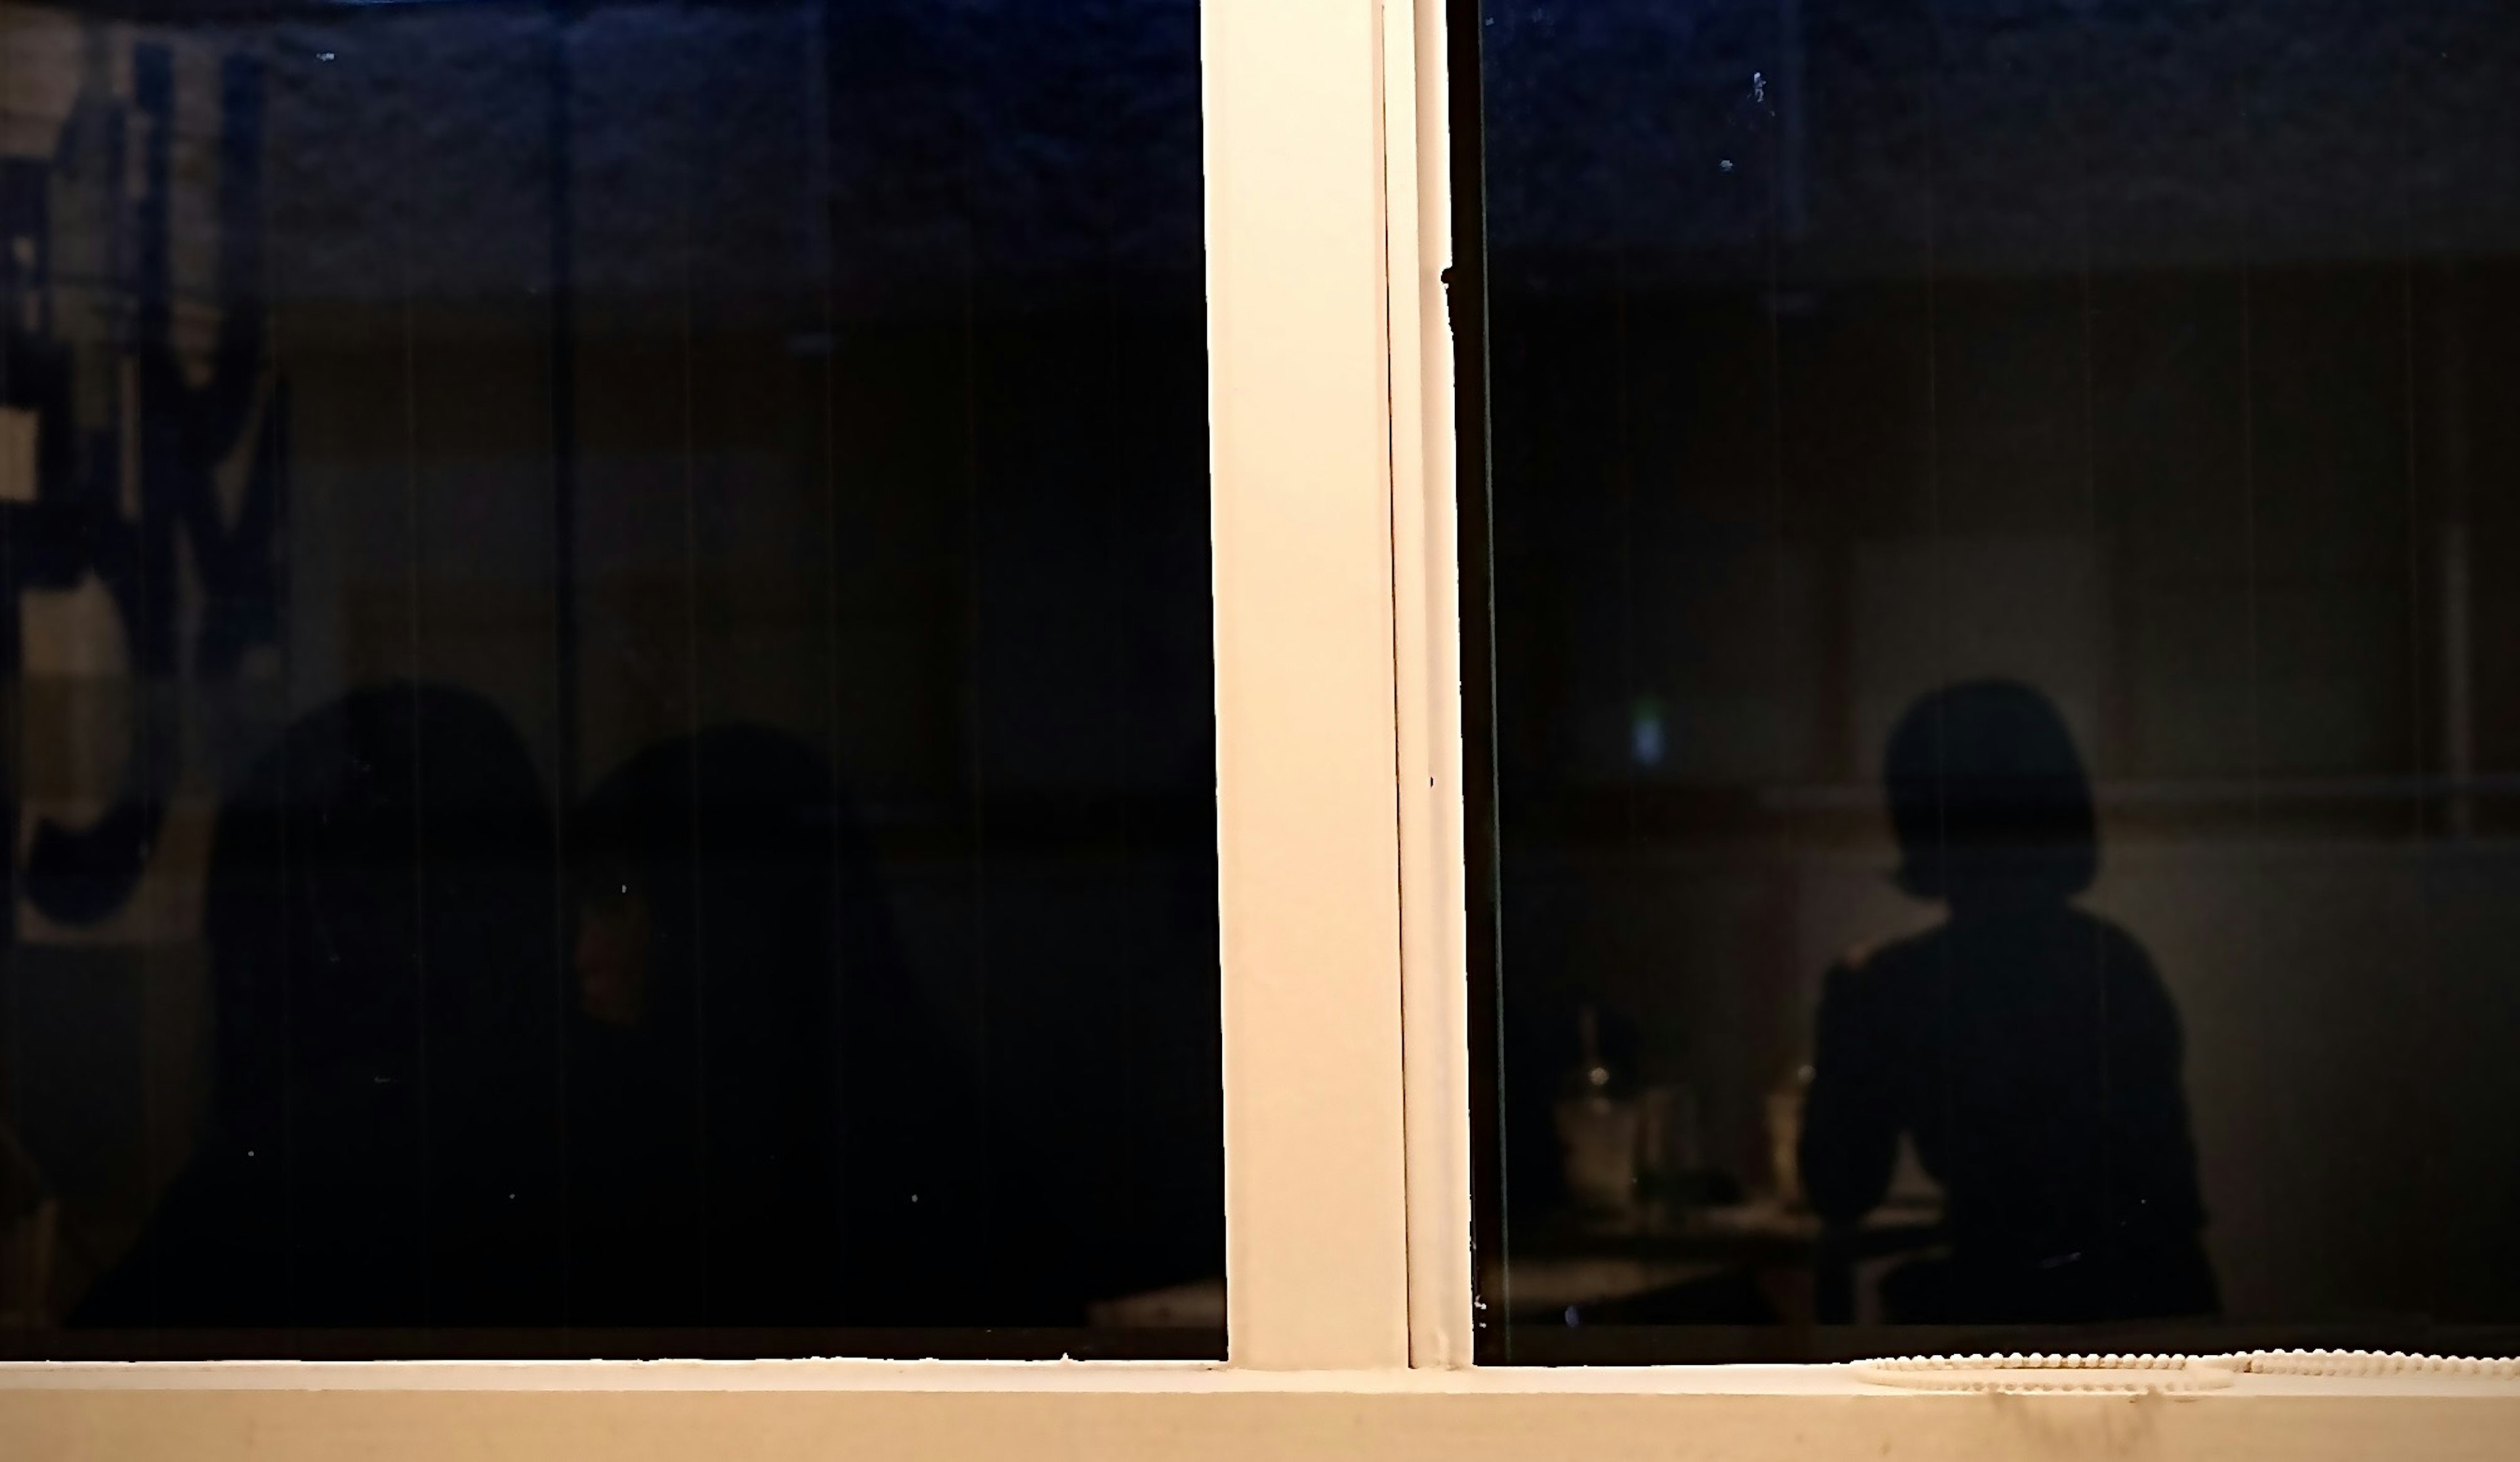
[1465,0,2520,1366]
[0,0,1221,1360]
[0,0,2512,1457]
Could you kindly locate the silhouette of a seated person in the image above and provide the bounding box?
[1799,680,2217,1324]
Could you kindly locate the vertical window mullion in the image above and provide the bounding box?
[1203,0,1413,1371]
[1382,0,1477,1373]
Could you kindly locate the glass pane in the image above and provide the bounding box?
[1461,0,2520,1362]
[0,0,1219,1359]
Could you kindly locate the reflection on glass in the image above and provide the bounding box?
[0,0,1219,1358]
[74,686,567,1331]
[1471,0,2520,1361]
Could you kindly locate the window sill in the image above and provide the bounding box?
[3,1358,2513,1461]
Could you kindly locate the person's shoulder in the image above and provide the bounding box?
[1828,925,1944,990]
[2067,907,2179,999]
[2067,908,2160,969]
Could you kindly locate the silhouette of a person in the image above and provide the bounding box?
[565,726,976,1329]
[1799,680,2217,1323]
[74,683,564,1330]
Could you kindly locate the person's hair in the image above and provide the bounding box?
[1883,679,2098,900]
[205,680,556,1133]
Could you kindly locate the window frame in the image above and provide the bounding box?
[0,0,2515,1454]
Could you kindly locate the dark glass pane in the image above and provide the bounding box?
[0,0,1219,1359]
[1463,0,2520,1362]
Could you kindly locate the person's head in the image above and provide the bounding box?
[572,870,653,1028]
[203,680,558,1146]
[570,726,857,1037]
[1883,680,2097,910]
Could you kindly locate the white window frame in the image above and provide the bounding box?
[1,1,2515,1455]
